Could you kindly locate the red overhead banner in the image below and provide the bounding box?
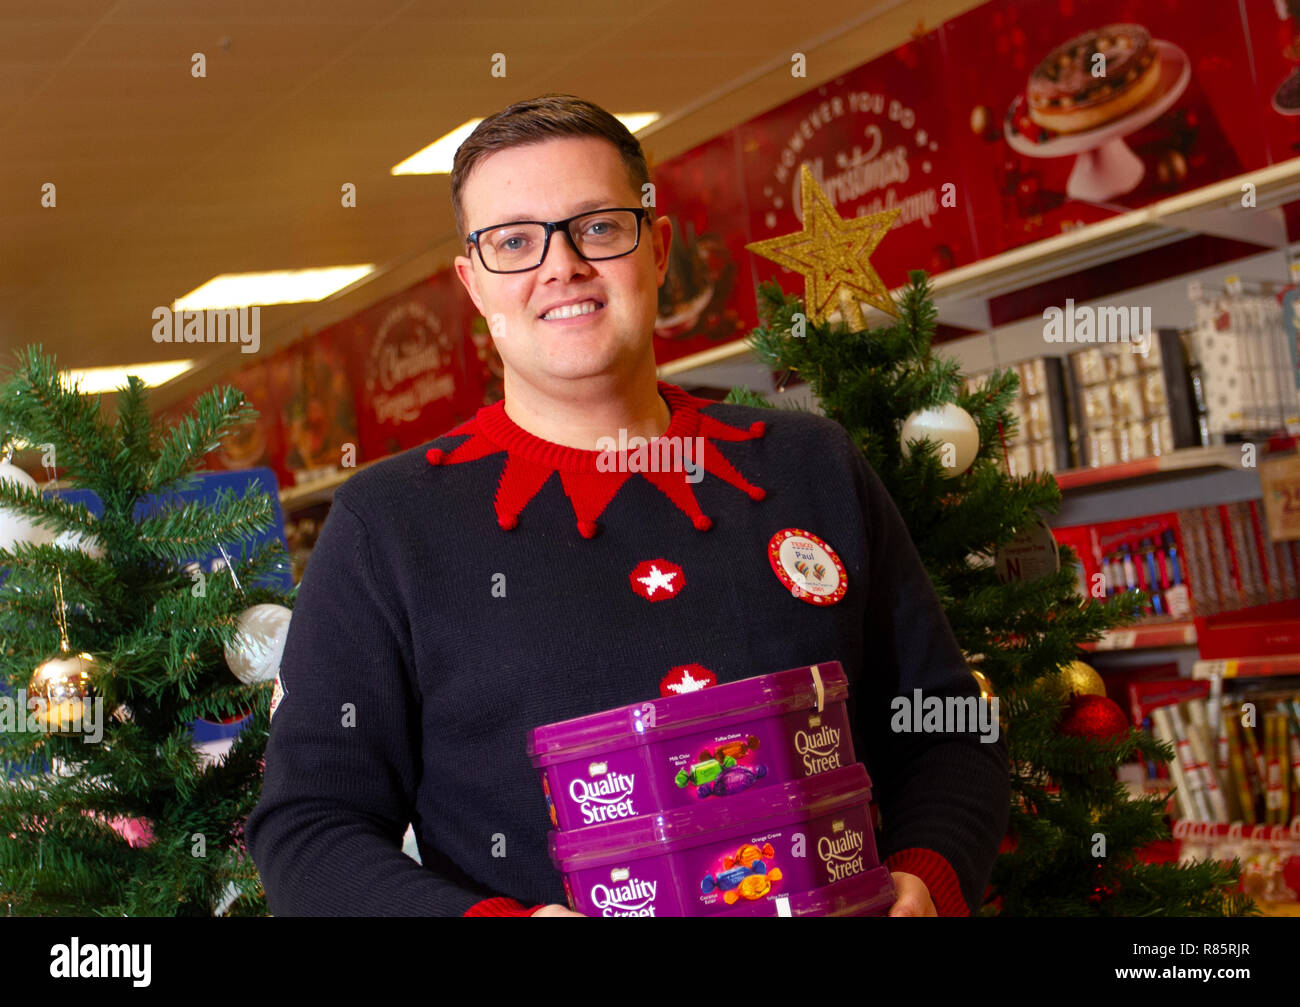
[650,0,1287,364]
[343,271,485,461]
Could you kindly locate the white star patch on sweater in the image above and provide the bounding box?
[659,663,717,696]
[628,558,685,602]
[639,565,677,595]
[666,667,706,693]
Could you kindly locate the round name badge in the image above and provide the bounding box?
[767,528,848,606]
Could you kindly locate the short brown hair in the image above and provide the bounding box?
[450,93,651,242]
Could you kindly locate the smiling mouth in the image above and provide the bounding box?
[541,299,604,321]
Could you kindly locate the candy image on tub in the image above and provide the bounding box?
[701,843,784,904]
[691,760,768,798]
[527,662,856,830]
[674,734,768,799]
[550,764,896,916]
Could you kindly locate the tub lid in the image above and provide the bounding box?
[549,763,871,868]
[527,661,848,764]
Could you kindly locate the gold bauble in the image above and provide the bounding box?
[967,664,1007,734]
[28,650,101,734]
[1039,659,1106,701]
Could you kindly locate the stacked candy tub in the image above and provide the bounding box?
[527,661,896,917]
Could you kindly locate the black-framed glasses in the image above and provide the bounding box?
[466,207,650,274]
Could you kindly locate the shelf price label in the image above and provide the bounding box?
[1259,452,1300,542]
[1192,659,1229,680]
[1096,630,1137,650]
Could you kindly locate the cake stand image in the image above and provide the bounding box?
[1271,65,1300,115]
[1005,40,1190,203]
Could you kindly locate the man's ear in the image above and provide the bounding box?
[650,215,673,287]
[454,254,486,316]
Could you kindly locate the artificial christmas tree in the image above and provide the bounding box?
[734,169,1253,916]
[0,347,292,916]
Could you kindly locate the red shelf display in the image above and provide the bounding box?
[1083,621,1197,652]
[1054,446,1243,492]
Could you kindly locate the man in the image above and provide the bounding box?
[246,94,1009,917]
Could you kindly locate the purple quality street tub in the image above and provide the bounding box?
[550,763,894,917]
[527,661,855,831]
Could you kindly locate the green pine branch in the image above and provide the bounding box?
[148,386,257,494]
[134,485,274,560]
[0,481,99,539]
[0,346,117,491]
[113,375,158,498]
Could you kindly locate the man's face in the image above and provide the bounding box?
[453,136,671,390]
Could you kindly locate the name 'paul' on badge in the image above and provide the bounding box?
[767,528,847,606]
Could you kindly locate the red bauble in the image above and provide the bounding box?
[1060,694,1129,741]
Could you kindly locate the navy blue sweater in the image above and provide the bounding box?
[245,381,1009,916]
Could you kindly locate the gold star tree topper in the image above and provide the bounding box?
[746,163,901,327]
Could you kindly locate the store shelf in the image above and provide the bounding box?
[1083,621,1197,652]
[1193,654,1300,679]
[1054,445,1245,491]
[279,464,371,511]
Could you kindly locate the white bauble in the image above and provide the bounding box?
[224,603,292,684]
[54,525,106,559]
[0,462,54,549]
[900,404,980,478]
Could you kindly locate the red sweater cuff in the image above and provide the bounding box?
[463,897,547,917]
[885,848,969,917]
